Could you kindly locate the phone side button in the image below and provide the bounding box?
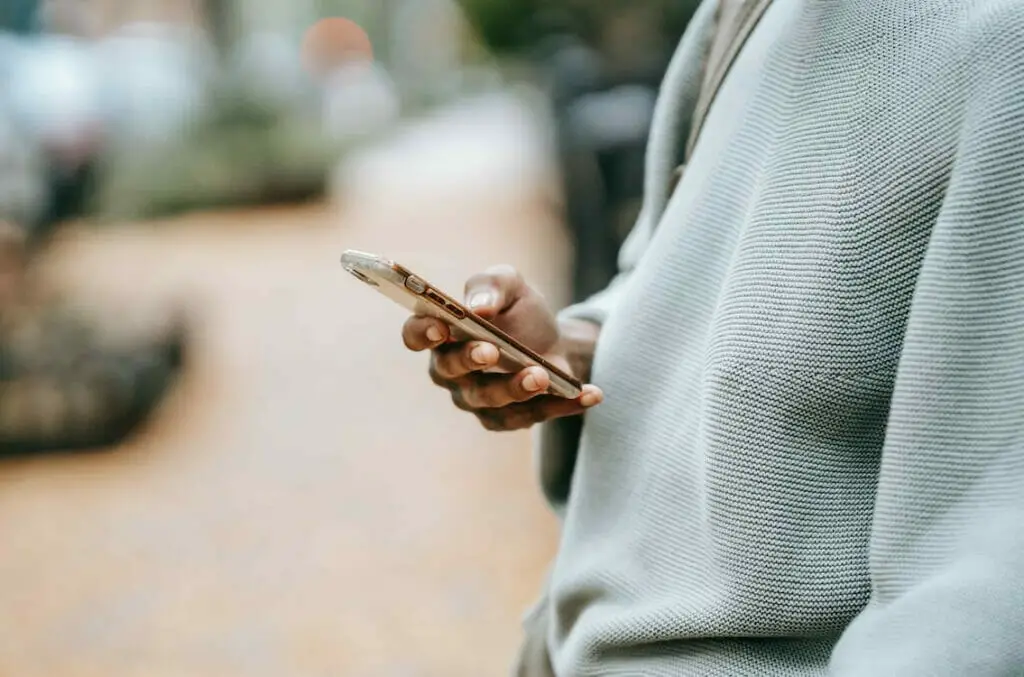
[405,276,427,294]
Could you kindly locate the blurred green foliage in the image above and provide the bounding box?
[457,0,702,56]
[92,89,343,221]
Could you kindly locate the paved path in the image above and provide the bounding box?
[0,96,570,676]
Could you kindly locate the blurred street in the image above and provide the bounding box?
[0,97,568,676]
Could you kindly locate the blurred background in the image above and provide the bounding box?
[0,0,699,674]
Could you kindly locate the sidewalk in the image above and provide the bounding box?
[0,94,569,677]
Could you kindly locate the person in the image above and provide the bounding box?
[401,0,1024,674]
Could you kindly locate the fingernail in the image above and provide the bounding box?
[580,390,602,407]
[468,291,496,309]
[426,326,443,343]
[471,343,495,365]
[522,371,542,393]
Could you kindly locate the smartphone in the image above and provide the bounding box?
[340,250,583,399]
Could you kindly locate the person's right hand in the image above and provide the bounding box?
[401,265,603,431]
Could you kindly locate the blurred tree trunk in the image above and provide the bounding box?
[203,0,235,60]
[0,0,40,34]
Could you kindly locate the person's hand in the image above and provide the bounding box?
[402,265,603,431]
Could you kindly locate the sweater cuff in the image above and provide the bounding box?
[557,279,624,327]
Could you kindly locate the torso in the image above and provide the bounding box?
[547,0,979,673]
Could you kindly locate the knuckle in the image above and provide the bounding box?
[484,386,510,409]
[510,381,534,403]
[461,383,484,409]
[432,352,455,379]
[458,383,479,409]
[430,353,458,384]
[477,411,505,432]
[461,381,489,408]
[449,388,472,412]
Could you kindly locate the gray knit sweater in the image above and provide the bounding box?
[527,0,1024,674]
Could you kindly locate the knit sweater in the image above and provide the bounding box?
[526,0,1024,674]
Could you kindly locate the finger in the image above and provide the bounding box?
[428,363,454,389]
[402,315,449,351]
[464,264,525,318]
[431,340,500,379]
[476,384,604,431]
[507,387,603,428]
[448,383,474,412]
[460,367,550,409]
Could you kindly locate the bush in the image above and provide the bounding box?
[457,0,701,56]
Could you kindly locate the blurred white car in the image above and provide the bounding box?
[4,34,104,167]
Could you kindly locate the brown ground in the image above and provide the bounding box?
[0,144,570,676]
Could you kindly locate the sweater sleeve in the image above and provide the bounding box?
[830,11,1024,674]
[558,198,657,325]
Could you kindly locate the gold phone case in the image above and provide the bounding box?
[341,250,583,399]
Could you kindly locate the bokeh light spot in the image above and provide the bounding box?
[301,18,374,78]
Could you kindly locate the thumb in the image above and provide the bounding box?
[536,385,604,419]
[500,385,605,431]
[464,265,527,319]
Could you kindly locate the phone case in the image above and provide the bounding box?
[341,250,583,399]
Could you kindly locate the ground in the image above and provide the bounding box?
[0,96,570,676]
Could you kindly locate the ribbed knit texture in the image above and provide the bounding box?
[527,0,1024,674]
